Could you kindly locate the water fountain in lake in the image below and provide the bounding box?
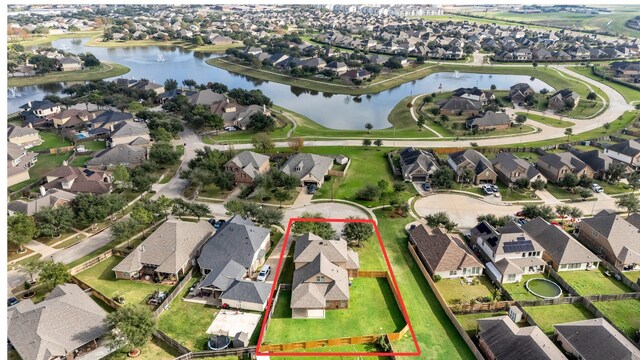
[8,87,21,98]
[156,53,166,62]
[453,70,461,79]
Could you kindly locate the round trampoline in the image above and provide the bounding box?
[208,334,231,350]
[525,278,562,299]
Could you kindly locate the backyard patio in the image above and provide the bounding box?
[262,277,406,345]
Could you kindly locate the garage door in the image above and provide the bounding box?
[411,175,427,182]
[307,309,325,319]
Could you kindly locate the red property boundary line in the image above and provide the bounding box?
[256,217,421,357]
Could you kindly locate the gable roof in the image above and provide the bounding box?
[281,153,333,181]
[225,151,270,179]
[86,144,146,167]
[538,152,590,173]
[114,219,213,275]
[110,121,150,139]
[294,233,358,269]
[439,97,482,111]
[7,124,39,139]
[448,149,494,175]
[399,147,439,179]
[491,152,543,181]
[7,189,76,216]
[580,212,640,263]
[554,318,640,360]
[467,111,511,128]
[19,100,58,111]
[188,89,228,105]
[410,225,483,273]
[43,166,113,194]
[477,316,567,360]
[522,218,597,266]
[606,139,640,158]
[627,213,640,230]
[90,110,134,128]
[220,280,272,305]
[291,253,350,309]
[7,284,109,360]
[570,149,612,173]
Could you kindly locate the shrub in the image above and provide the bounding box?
[432,274,442,282]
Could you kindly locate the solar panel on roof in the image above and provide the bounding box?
[503,239,534,253]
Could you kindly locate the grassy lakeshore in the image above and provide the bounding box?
[8,63,130,87]
[84,36,242,53]
[9,30,102,46]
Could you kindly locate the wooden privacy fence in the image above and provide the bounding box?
[154,330,190,355]
[583,292,640,302]
[600,260,640,292]
[70,275,121,310]
[153,269,195,318]
[358,270,388,278]
[407,244,485,359]
[69,249,115,275]
[261,334,382,352]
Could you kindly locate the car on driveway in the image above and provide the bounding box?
[591,183,604,193]
[481,184,494,195]
[421,183,431,192]
[213,219,226,229]
[307,184,317,194]
[491,184,499,193]
[7,298,19,307]
[257,265,271,282]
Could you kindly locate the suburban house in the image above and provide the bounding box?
[7,124,42,148]
[409,224,484,279]
[491,152,546,187]
[281,153,334,188]
[196,215,272,311]
[603,139,640,169]
[291,233,360,319]
[477,316,567,360]
[548,89,580,111]
[223,150,270,185]
[7,142,37,187]
[7,283,110,360]
[209,100,269,129]
[88,110,135,135]
[325,61,348,75]
[452,87,495,105]
[470,221,546,283]
[509,83,535,104]
[86,144,147,169]
[575,210,640,270]
[447,149,498,184]
[522,218,600,271]
[569,149,614,179]
[627,213,640,229]
[114,219,214,281]
[108,122,151,147]
[52,109,97,129]
[43,166,113,194]
[438,97,482,116]
[19,100,61,119]
[58,56,83,71]
[8,188,76,216]
[466,111,511,131]
[188,89,228,106]
[554,318,640,360]
[536,152,595,184]
[398,147,439,182]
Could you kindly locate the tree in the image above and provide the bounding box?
[555,204,571,220]
[439,114,449,122]
[515,114,527,127]
[164,78,178,91]
[605,163,626,184]
[520,204,555,221]
[417,116,425,130]
[578,187,592,200]
[291,212,336,239]
[35,206,74,238]
[182,79,196,89]
[568,207,583,220]
[431,167,455,188]
[424,212,457,230]
[616,193,640,216]
[342,217,374,247]
[111,218,140,249]
[559,173,579,189]
[531,179,546,191]
[252,132,274,152]
[39,261,69,290]
[19,259,43,284]
[364,123,373,133]
[105,305,157,353]
[587,92,597,101]
[532,60,538,69]
[149,142,180,165]
[377,179,389,191]
[490,84,497,90]
[274,189,293,207]
[476,214,513,228]
[288,137,304,152]
[393,181,406,193]
[355,184,381,201]
[362,138,372,149]
[603,122,611,130]
[8,213,37,253]
[578,174,592,188]
[254,207,284,227]
[113,165,131,190]
[564,127,573,141]
[374,139,383,149]
[514,178,530,190]
[247,113,276,133]
[80,53,100,67]
[628,171,640,193]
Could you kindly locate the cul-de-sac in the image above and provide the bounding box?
[5,3,640,360]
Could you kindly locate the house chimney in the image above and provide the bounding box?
[27,101,32,108]
[263,104,266,113]
[39,186,46,197]
[28,122,33,129]
[63,160,68,166]
[109,124,114,132]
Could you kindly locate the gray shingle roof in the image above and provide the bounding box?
[448,149,494,175]
[554,318,640,360]
[410,225,484,273]
[86,144,146,167]
[522,218,597,266]
[606,139,640,158]
[7,189,76,216]
[188,89,227,105]
[570,149,612,173]
[467,111,511,128]
[7,124,39,139]
[220,280,272,305]
[7,284,109,360]
[399,147,439,180]
[281,153,333,182]
[580,212,640,263]
[225,151,270,179]
[538,152,590,173]
[110,122,150,139]
[491,152,543,182]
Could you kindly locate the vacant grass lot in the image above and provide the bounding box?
[308,146,417,207]
[157,277,220,351]
[455,312,507,337]
[502,273,570,301]
[570,65,640,104]
[435,276,496,305]
[29,131,73,151]
[76,256,173,306]
[264,277,405,344]
[517,112,575,128]
[373,210,474,359]
[592,299,640,338]
[524,303,595,334]
[559,266,633,295]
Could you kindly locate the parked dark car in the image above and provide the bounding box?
[307,184,317,194]
[213,220,226,229]
[207,218,216,226]
[7,298,19,307]
[421,183,431,191]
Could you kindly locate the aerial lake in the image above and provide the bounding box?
[8,38,553,129]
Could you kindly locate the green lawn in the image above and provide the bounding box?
[29,131,73,151]
[622,270,640,283]
[559,266,633,295]
[308,146,416,207]
[373,210,474,359]
[356,236,386,271]
[593,180,634,195]
[517,112,574,128]
[524,303,595,335]
[264,277,406,344]
[75,256,173,306]
[10,30,102,46]
[502,273,569,301]
[80,140,108,151]
[69,155,92,167]
[157,277,220,351]
[544,183,584,201]
[435,276,496,305]
[569,65,640,104]
[455,312,507,337]
[592,299,640,338]
[103,337,182,360]
[8,152,73,192]
[8,63,130,87]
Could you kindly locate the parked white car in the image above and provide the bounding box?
[257,265,271,282]
[591,183,604,193]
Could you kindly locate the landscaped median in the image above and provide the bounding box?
[8,62,130,87]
